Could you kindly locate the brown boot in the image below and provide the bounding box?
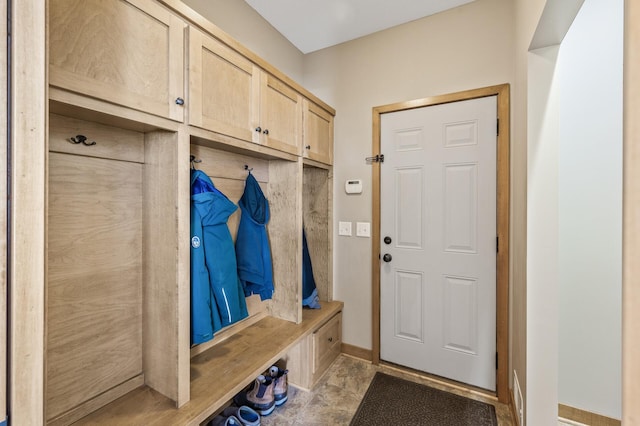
[268,366,289,406]
[235,375,275,416]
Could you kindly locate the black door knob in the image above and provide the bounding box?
[382,253,392,263]
[384,236,392,245]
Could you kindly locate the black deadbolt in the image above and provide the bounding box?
[384,236,392,245]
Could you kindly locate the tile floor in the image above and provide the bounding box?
[260,354,515,425]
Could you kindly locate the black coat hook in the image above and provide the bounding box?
[244,164,253,173]
[190,155,202,169]
[69,135,96,146]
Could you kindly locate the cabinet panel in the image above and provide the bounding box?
[188,28,302,156]
[49,0,185,121]
[303,100,334,165]
[188,27,259,142]
[47,152,143,420]
[49,114,144,162]
[312,312,342,375]
[260,74,302,156]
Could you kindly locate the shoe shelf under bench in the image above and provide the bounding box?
[71,301,344,426]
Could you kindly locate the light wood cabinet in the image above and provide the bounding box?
[303,99,334,165]
[29,1,336,424]
[188,26,258,143]
[259,73,303,156]
[312,312,342,376]
[188,27,302,156]
[49,0,186,121]
[287,312,343,390]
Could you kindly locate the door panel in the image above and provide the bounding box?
[395,167,424,249]
[380,96,497,391]
[443,275,478,354]
[394,270,423,342]
[444,163,478,253]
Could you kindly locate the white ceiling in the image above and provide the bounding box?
[244,0,476,54]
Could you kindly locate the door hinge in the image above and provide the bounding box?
[496,118,500,136]
[496,352,498,370]
[496,236,499,253]
[366,154,385,163]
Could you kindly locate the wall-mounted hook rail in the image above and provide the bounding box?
[69,135,97,146]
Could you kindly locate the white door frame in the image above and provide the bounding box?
[371,84,510,403]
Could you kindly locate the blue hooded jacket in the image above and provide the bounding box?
[191,170,248,345]
[235,172,274,301]
[302,228,321,309]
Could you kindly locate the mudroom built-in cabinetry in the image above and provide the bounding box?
[40,0,340,424]
[188,26,303,157]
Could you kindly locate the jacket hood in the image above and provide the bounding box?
[238,173,270,225]
[191,170,237,225]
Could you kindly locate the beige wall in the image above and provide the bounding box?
[303,0,515,352]
[181,0,305,84]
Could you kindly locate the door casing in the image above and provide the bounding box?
[371,84,510,403]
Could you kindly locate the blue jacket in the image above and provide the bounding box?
[302,228,320,309]
[191,170,248,345]
[235,173,274,301]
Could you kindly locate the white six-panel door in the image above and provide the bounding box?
[380,96,497,390]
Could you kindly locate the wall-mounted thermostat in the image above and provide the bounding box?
[345,179,363,194]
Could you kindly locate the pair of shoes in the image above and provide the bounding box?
[268,365,289,406]
[234,375,276,416]
[233,365,289,416]
[209,406,260,426]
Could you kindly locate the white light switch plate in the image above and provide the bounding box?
[338,221,352,236]
[356,222,370,238]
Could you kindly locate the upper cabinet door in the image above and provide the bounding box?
[49,0,186,121]
[303,99,334,165]
[259,74,302,156]
[188,27,260,142]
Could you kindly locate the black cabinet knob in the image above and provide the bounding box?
[263,129,269,135]
[305,145,311,150]
[255,126,262,132]
[175,97,184,105]
[382,253,392,263]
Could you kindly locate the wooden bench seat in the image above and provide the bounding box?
[73,301,343,426]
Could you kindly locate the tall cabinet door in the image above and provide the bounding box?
[49,0,185,121]
[188,26,260,142]
[46,121,144,421]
